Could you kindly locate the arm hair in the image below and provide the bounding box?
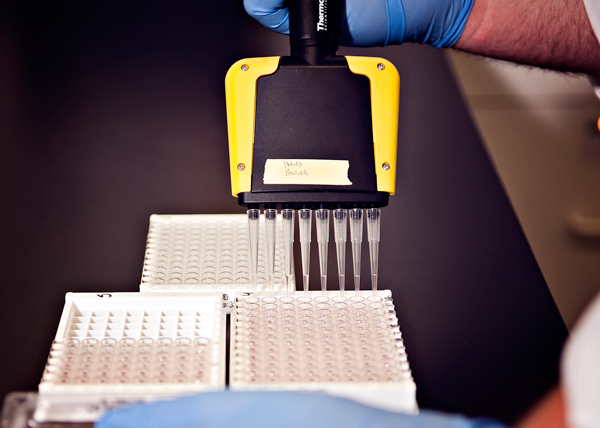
[455,0,600,73]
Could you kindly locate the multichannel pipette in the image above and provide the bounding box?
[226,0,399,295]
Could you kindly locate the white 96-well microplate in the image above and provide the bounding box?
[35,292,226,422]
[230,291,417,414]
[141,214,290,292]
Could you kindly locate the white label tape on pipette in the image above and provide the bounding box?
[263,159,352,186]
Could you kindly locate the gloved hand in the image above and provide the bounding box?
[244,0,474,48]
[96,391,506,428]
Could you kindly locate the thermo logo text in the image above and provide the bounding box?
[317,0,327,31]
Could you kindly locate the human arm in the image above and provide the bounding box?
[455,0,600,73]
[244,0,600,73]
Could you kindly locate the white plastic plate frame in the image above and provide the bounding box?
[229,290,418,414]
[35,292,227,423]
[140,214,293,294]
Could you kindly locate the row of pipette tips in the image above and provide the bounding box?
[247,207,381,297]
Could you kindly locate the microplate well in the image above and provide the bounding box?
[141,214,289,292]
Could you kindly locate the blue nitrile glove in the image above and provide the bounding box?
[244,0,474,48]
[96,391,507,428]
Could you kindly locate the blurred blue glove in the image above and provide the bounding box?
[244,0,474,48]
[96,391,506,428]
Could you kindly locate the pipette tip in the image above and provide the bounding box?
[339,274,345,296]
[247,208,260,295]
[303,274,309,295]
[320,274,327,294]
[264,208,277,297]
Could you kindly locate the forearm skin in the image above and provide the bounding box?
[455,0,600,73]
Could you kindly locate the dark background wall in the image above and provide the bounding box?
[0,1,567,424]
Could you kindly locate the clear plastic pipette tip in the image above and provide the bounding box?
[333,209,347,295]
[367,208,381,294]
[316,208,329,294]
[299,208,312,295]
[302,274,309,295]
[264,208,277,296]
[282,209,295,296]
[349,208,363,296]
[247,209,260,294]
